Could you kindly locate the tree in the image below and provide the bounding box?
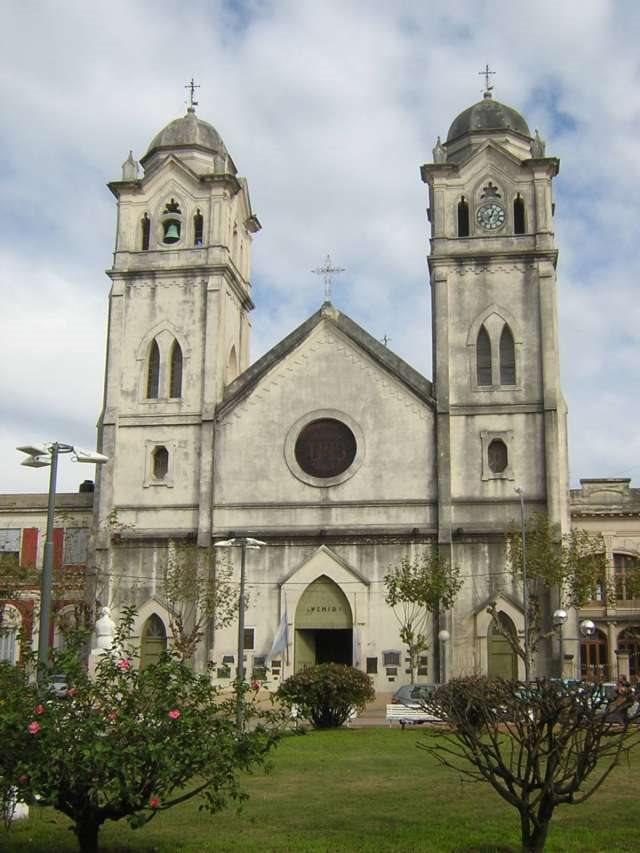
[489,513,610,675]
[1,609,282,853]
[384,547,462,682]
[162,542,237,662]
[421,677,640,853]
[277,663,375,729]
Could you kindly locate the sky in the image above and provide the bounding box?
[1,0,639,493]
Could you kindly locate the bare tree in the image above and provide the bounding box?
[162,542,237,662]
[421,677,640,852]
[489,514,610,675]
[384,547,462,682]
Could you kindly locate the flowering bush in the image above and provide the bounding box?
[0,608,282,853]
[277,663,375,729]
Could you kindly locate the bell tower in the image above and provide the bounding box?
[95,100,260,547]
[421,86,569,545]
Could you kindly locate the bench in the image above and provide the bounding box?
[386,704,441,729]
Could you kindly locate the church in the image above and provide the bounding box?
[2,88,639,691]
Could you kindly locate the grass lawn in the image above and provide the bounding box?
[4,727,640,852]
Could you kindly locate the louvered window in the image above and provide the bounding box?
[476,326,492,385]
[147,340,160,399]
[169,340,183,398]
[499,325,516,384]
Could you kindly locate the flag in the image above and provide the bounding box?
[269,609,288,663]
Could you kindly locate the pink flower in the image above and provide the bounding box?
[149,797,160,809]
[35,704,45,715]
[117,659,130,670]
[18,774,28,785]
[107,710,117,722]
[67,687,77,698]
[28,721,41,735]
[168,709,181,720]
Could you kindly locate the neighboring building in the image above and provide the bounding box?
[0,489,93,664]
[1,90,637,689]
[571,479,640,681]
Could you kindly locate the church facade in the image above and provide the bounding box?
[2,92,638,691]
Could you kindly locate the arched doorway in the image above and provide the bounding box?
[580,628,608,681]
[140,614,167,670]
[294,575,352,671]
[617,627,640,682]
[487,613,518,678]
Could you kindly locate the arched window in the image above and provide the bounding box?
[499,325,516,385]
[0,605,20,664]
[193,210,204,246]
[152,446,169,479]
[488,613,517,678]
[580,628,609,681]
[169,340,183,398]
[614,553,640,601]
[146,340,160,399]
[457,197,470,237]
[513,194,526,234]
[141,213,151,250]
[488,439,508,473]
[140,614,167,670]
[618,628,640,682]
[476,326,492,385]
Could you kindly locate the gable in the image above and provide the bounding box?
[213,311,437,520]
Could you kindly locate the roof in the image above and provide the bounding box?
[145,109,226,157]
[218,301,435,416]
[447,95,531,143]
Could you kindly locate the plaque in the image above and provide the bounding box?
[294,418,356,479]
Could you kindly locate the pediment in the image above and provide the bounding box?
[458,139,525,176]
[281,545,369,589]
[218,303,434,422]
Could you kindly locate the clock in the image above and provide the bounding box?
[476,202,505,230]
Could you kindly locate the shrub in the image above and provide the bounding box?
[277,663,374,729]
[0,609,282,853]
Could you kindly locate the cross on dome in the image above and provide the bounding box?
[478,64,495,98]
[185,77,200,113]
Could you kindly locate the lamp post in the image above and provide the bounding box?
[214,536,265,731]
[514,487,530,681]
[553,608,568,679]
[17,442,108,678]
[438,629,450,684]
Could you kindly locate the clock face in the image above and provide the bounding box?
[476,202,505,231]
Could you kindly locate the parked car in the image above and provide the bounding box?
[391,683,438,708]
[48,674,68,698]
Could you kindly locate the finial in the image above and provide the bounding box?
[185,77,200,113]
[478,64,495,98]
[381,334,391,347]
[311,254,345,302]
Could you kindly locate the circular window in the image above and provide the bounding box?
[294,418,356,478]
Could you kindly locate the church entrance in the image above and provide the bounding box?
[294,575,352,672]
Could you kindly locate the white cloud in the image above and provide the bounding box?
[1,0,639,491]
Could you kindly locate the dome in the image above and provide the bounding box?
[146,109,225,156]
[446,96,531,143]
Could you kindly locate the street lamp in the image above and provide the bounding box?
[553,608,568,679]
[438,629,450,684]
[580,619,596,637]
[17,442,108,677]
[214,536,266,731]
[514,486,530,681]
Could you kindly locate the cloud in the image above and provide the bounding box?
[1,0,639,491]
